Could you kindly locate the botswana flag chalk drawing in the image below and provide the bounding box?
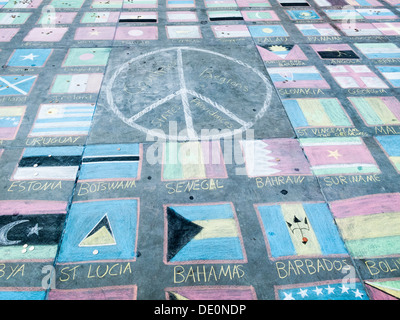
[11,146,84,181]
[79,144,142,181]
[164,202,246,264]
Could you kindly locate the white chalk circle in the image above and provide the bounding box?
[128,29,144,37]
[105,47,273,140]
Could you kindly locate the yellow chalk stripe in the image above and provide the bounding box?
[298,99,333,127]
[0,106,24,117]
[366,97,400,125]
[335,211,400,241]
[180,141,206,179]
[192,219,238,240]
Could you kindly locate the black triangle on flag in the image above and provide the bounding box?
[167,207,203,262]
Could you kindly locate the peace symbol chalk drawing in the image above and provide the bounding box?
[106,47,273,140]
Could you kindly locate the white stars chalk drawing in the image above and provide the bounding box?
[105,47,273,140]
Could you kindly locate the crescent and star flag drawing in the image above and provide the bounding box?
[0,200,67,261]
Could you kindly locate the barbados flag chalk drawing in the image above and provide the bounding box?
[255,202,347,260]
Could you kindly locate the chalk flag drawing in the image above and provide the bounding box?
[115,26,158,40]
[376,66,400,88]
[166,26,202,39]
[239,139,312,177]
[0,106,25,140]
[248,25,289,37]
[326,65,389,89]
[313,0,382,6]
[11,146,84,181]
[282,98,353,129]
[287,10,321,20]
[91,0,123,8]
[278,0,310,6]
[236,0,270,6]
[74,27,116,41]
[48,286,138,300]
[275,280,369,300]
[0,12,32,25]
[0,28,19,42]
[124,0,158,8]
[267,66,330,89]
[365,279,400,300]
[164,202,247,264]
[211,25,251,38]
[29,103,96,137]
[373,22,400,35]
[0,288,46,300]
[81,12,120,23]
[354,43,400,60]
[0,75,37,96]
[23,27,68,42]
[348,96,400,126]
[79,144,142,181]
[50,0,84,8]
[166,11,198,22]
[310,44,360,60]
[257,44,308,61]
[162,141,227,181]
[62,48,111,67]
[106,47,273,140]
[242,10,279,21]
[165,286,257,300]
[0,200,68,262]
[299,137,380,176]
[329,193,400,258]
[57,198,139,263]
[3,0,43,8]
[375,136,400,173]
[168,0,196,7]
[296,23,340,36]
[37,12,77,25]
[255,202,347,260]
[7,49,53,67]
[336,23,382,36]
[50,73,104,94]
